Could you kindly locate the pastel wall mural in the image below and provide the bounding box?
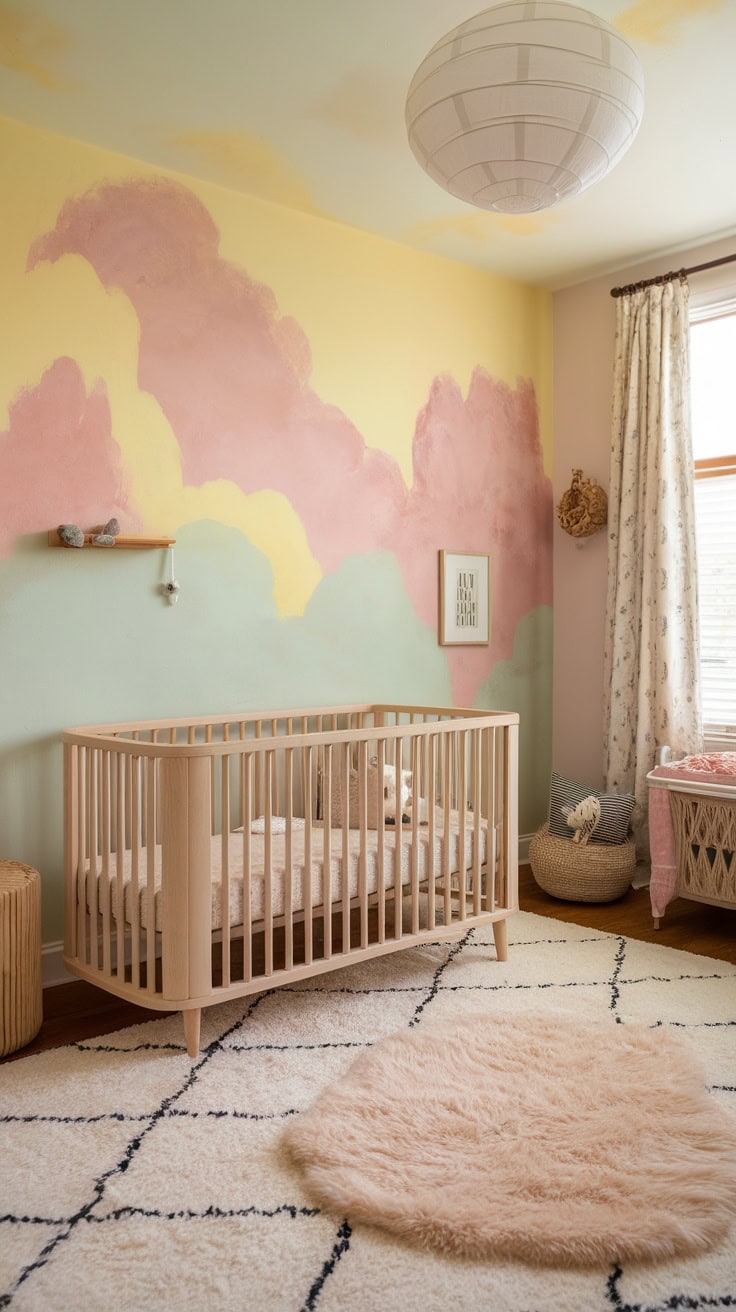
[0,115,553,944]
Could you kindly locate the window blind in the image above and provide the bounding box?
[695,472,736,736]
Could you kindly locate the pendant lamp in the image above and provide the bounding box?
[405,0,644,214]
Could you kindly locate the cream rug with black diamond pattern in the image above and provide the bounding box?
[1,912,735,1312]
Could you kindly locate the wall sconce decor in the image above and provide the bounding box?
[557,468,608,538]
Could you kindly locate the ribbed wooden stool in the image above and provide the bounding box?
[1,861,42,1057]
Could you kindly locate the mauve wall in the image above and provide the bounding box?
[552,232,736,790]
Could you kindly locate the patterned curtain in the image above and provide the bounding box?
[603,278,702,849]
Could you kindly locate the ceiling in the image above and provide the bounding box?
[2,0,735,288]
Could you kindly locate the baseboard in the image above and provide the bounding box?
[44,841,535,986]
[42,941,74,989]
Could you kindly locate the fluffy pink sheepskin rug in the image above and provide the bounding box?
[283,1013,736,1267]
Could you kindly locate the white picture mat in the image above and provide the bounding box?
[439,551,490,645]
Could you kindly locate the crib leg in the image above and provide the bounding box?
[183,1008,201,1058]
[492,919,508,963]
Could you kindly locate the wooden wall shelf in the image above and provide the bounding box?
[48,529,176,550]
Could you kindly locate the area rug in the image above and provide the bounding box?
[1,912,735,1312]
[285,1012,736,1266]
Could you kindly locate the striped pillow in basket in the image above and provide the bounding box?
[548,772,635,846]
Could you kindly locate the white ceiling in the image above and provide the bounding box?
[2,0,735,288]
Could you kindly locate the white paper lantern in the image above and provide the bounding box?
[405,1,644,214]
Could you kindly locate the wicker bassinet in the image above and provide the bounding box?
[529,823,636,902]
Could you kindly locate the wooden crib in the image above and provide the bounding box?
[62,704,519,1055]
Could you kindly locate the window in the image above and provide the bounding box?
[690,304,736,741]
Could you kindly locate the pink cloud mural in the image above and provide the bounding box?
[0,358,137,555]
[398,369,551,704]
[26,178,551,703]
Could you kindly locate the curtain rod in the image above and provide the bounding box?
[610,251,736,298]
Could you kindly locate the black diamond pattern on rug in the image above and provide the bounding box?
[1,912,734,1312]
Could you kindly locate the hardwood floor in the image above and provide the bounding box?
[2,866,734,1064]
[517,864,736,962]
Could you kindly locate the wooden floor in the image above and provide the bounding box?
[3,866,734,1065]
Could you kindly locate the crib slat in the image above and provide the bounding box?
[205,724,215,835]
[271,721,280,814]
[376,738,386,944]
[146,756,156,993]
[116,752,125,980]
[238,722,246,833]
[438,726,445,829]
[394,738,403,941]
[410,735,419,935]
[221,756,231,988]
[486,728,496,912]
[443,733,452,925]
[130,756,141,988]
[77,746,87,966]
[284,748,294,972]
[427,735,436,931]
[101,751,111,976]
[458,730,467,919]
[242,754,252,983]
[472,729,482,916]
[124,744,133,849]
[125,750,133,882]
[255,720,263,829]
[358,741,368,948]
[341,742,350,954]
[64,745,77,962]
[304,746,313,966]
[503,724,519,911]
[264,750,273,977]
[88,749,99,971]
[323,745,332,961]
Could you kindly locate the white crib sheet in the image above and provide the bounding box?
[84,811,491,933]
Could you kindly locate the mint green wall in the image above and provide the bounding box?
[1,525,551,941]
[2,524,450,938]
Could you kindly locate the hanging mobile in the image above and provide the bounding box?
[161,546,180,605]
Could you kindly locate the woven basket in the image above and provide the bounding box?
[529,824,635,903]
[0,860,42,1056]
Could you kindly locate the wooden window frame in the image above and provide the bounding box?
[694,455,736,480]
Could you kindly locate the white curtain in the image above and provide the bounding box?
[603,278,702,848]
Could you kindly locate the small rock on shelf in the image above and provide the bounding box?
[58,523,84,548]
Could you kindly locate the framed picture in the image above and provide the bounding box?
[438,550,490,646]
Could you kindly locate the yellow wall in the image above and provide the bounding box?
[0,114,553,939]
[1,115,552,619]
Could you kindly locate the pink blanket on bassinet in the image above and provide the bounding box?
[649,753,736,918]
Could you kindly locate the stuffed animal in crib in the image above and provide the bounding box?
[382,764,412,823]
[563,794,601,845]
[368,757,412,822]
[406,795,430,823]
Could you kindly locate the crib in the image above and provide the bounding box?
[62,704,519,1055]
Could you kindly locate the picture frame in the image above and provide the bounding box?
[438,550,490,646]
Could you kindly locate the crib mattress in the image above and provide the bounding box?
[84,811,490,933]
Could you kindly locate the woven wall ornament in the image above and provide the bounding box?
[557,469,608,538]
